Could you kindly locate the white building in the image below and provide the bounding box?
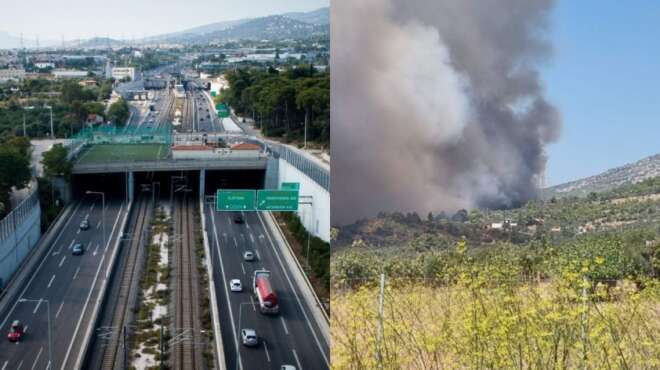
[112,67,136,81]
[34,62,55,69]
[0,68,26,82]
[52,69,89,79]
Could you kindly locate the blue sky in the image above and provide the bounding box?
[543,1,660,185]
[0,0,327,41]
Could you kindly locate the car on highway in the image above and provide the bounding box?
[7,320,24,342]
[241,328,258,346]
[233,214,245,224]
[281,366,296,370]
[80,219,89,230]
[72,243,84,255]
[230,279,243,292]
[243,251,255,262]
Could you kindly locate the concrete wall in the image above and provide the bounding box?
[277,158,330,242]
[0,188,41,288]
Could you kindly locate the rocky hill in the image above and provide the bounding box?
[543,153,660,199]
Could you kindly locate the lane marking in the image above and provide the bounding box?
[93,243,99,256]
[30,347,42,370]
[76,229,80,235]
[249,233,255,244]
[23,325,28,334]
[16,360,23,370]
[96,221,101,230]
[58,256,66,268]
[233,237,238,248]
[257,212,330,366]
[47,274,56,288]
[210,207,244,370]
[255,250,261,261]
[250,296,256,312]
[241,263,246,275]
[280,316,290,335]
[1,360,7,370]
[263,341,271,362]
[55,302,64,319]
[73,267,80,280]
[293,349,303,370]
[33,298,43,314]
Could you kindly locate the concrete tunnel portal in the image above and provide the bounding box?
[71,169,267,203]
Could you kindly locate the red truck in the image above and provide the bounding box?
[253,270,279,314]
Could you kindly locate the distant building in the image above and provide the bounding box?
[0,68,26,82]
[86,114,104,125]
[79,79,98,87]
[112,67,136,81]
[34,62,55,69]
[52,69,89,79]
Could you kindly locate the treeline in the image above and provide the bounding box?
[0,78,114,138]
[223,65,329,145]
[0,136,31,218]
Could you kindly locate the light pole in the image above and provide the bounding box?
[170,175,186,205]
[23,106,35,137]
[87,191,106,250]
[299,195,314,270]
[44,105,54,138]
[19,298,52,369]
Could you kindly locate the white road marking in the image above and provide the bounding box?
[293,349,303,370]
[210,208,244,370]
[1,360,7,370]
[33,298,43,314]
[250,296,256,312]
[263,341,271,362]
[281,316,290,335]
[96,221,102,230]
[23,325,28,334]
[93,243,99,256]
[241,263,246,275]
[55,302,64,318]
[73,267,80,280]
[90,202,95,212]
[31,347,43,370]
[16,360,23,370]
[255,250,261,261]
[233,237,238,248]
[249,233,255,244]
[47,274,56,288]
[58,256,66,268]
[76,229,80,235]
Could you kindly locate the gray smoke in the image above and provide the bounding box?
[331,0,561,225]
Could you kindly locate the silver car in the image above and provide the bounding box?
[241,328,258,346]
[243,251,255,262]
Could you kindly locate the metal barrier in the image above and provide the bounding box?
[0,186,38,242]
[265,143,330,191]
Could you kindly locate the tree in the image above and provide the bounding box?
[107,98,130,126]
[42,144,72,180]
[0,145,31,217]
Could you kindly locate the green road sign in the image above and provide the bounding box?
[216,190,256,211]
[281,182,300,190]
[217,110,230,118]
[257,190,299,211]
[211,91,217,97]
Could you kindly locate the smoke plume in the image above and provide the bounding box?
[331,0,561,225]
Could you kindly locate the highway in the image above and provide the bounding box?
[0,197,128,370]
[206,207,330,370]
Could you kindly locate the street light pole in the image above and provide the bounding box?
[19,298,52,369]
[87,191,106,250]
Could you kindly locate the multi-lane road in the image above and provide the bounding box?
[0,197,127,370]
[207,207,330,370]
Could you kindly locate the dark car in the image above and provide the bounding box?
[233,214,245,224]
[72,243,84,255]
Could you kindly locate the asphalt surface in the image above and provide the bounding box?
[206,207,330,370]
[0,197,127,370]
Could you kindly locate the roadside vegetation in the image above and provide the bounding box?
[332,178,660,369]
[222,65,329,145]
[0,136,31,218]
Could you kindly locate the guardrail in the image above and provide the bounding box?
[0,186,38,243]
[265,143,330,191]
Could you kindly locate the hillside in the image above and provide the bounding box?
[544,153,660,199]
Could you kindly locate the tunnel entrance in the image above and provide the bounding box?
[204,169,266,196]
[133,170,201,201]
[72,172,129,201]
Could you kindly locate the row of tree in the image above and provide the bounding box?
[223,65,329,145]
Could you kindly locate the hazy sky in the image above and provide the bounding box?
[544,0,660,185]
[0,0,327,41]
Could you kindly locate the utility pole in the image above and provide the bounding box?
[376,273,385,369]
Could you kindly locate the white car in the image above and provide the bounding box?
[281,366,296,370]
[241,328,258,346]
[243,251,255,261]
[230,279,242,292]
